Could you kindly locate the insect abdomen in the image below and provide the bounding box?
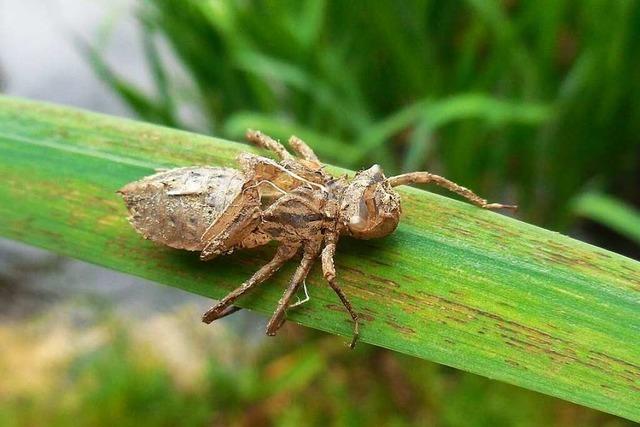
[119,167,245,251]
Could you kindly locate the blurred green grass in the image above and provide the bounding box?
[0,318,633,427]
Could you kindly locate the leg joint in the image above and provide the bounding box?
[323,270,336,282]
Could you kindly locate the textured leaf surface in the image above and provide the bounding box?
[0,96,638,420]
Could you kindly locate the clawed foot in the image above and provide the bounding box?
[483,203,518,211]
[202,305,242,324]
[348,318,360,349]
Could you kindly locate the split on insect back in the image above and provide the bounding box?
[118,130,516,348]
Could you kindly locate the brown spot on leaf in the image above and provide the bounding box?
[385,320,415,335]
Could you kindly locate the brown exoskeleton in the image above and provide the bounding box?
[119,130,515,348]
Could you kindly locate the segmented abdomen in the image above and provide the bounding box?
[119,167,245,251]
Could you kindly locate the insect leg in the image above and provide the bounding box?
[265,247,320,336]
[210,305,243,319]
[200,206,261,261]
[321,242,360,349]
[245,129,293,161]
[287,135,320,163]
[201,244,299,324]
[387,172,517,211]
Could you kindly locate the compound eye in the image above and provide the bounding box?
[349,197,370,231]
[369,165,384,182]
[349,214,364,228]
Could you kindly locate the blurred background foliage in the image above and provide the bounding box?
[0,311,633,427]
[2,0,639,426]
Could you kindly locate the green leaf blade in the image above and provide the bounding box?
[0,96,638,421]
